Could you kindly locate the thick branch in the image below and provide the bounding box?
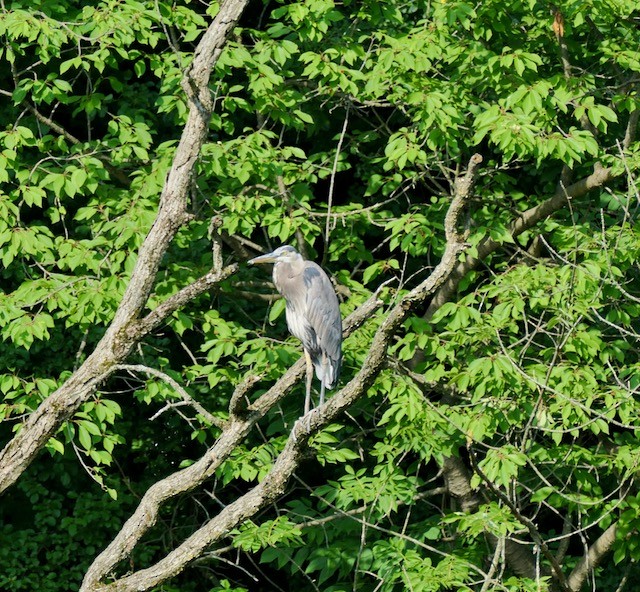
[0,0,248,495]
[566,523,618,592]
[82,154,480,592]
[442,455,480,513]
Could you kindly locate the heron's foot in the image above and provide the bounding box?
[289,410,310,442]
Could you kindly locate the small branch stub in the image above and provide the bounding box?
[228,374,262,417]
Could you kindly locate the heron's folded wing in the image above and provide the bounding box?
[303,263,343,386]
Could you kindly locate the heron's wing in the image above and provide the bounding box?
[302,262,342,387]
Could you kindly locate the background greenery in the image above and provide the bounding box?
[1,0,640,590]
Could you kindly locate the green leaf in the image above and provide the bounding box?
[268,297,286,323]
[77,423,92,450]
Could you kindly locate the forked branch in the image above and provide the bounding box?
[425,164,616,318]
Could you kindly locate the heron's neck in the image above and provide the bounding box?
[279,255,304,274]
[273,255,305,289]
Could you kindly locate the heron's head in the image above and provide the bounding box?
[248,245,301,266]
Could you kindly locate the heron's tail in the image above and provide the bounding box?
[313,353,341,390]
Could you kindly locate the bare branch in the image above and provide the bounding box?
[228,373,262,417]
[480,537,505,592]
[115,364,223,428]
[323,104,350,263]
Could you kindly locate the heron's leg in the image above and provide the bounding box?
[304,349,313,414]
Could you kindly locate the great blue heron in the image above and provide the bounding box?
[249,246,342,414]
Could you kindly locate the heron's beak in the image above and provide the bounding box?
[248,252,278,265]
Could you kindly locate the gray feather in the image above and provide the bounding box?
[273,255,342,389]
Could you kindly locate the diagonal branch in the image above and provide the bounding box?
[82,153,481,592]
[132,263,237,339]
[566,523,618,592]
[115,364,223,428]
[81,290,384,591]
[0,0,249,496]
[7,46,131,188]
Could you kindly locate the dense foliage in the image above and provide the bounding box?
[1,0,640,590]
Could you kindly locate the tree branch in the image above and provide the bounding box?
[115,364,224,428]
[81,290,385,591]
[441,454,547,581]
[468,448,570,591]
[132,263,237,339]
[623,107,639,150]
[12,75,131,187]
[0,0,249,495]
[81,154,480,592]
[553,9,572,80]
[424,165,616,319]
[566,523,618,592]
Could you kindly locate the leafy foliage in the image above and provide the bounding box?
[1,0,640,590]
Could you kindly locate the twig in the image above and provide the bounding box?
[324,105,350,264]
[115,364,223,428]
